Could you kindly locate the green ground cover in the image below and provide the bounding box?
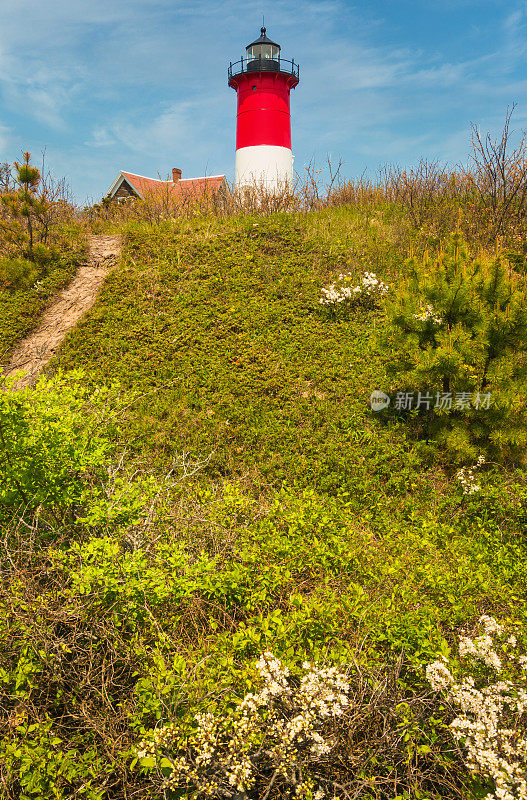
[1,207,526,799]
[55,212,409,488]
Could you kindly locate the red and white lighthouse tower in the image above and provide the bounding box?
[228,28,299,191]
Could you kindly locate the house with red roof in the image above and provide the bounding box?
[105,168,227,207]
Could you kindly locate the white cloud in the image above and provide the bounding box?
[86,127,116,148]
[0,121,11,159]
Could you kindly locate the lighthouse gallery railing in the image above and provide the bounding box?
[228,56,299,81]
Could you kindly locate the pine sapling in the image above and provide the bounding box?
[384,232,527,462]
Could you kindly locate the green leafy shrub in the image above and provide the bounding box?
[385,233,527,462]
[52,534,212,623]
[0,370,126,516]
[0,716,106,800]
[0,243,56,291]
[0,240,85,357]
[0,374,152,800]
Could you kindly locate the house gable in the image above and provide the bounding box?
[113,178,138,199]
[106,172,141,200]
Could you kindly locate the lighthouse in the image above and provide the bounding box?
[228,27,299,192]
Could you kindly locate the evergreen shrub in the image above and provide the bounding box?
[384,233,527,463]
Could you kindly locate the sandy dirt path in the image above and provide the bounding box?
[3,234,122,389]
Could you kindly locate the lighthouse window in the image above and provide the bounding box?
[247,44,279,61]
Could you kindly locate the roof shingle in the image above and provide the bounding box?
[119,171,226,201]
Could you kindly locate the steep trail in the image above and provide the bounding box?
[3,234,121,389]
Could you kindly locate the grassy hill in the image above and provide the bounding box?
[1,204,526,799]
[56,211,406,489]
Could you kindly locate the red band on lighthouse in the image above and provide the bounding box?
[231,72,297,150]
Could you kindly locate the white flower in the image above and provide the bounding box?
[456,463,483,495]
[427,618,527,800]
[414,303,443,324]
[426,660,454,691]
[480,616,504,636]
[319,271,388,308]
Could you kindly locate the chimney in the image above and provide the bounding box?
[172,168,182,183]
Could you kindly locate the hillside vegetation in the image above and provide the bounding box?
[1,141,527,800]
[0,154,86,360]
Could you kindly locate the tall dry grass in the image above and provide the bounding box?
[329,109,527,249]
[85,109,527,254]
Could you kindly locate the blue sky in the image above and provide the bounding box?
[1,0,527,204]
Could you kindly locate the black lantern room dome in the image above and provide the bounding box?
[247,27,280,51]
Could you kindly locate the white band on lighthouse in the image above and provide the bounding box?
[235,145,293,191]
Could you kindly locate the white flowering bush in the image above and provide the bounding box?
[320,271,388,311]
[135,650,471,799]
[456,455,486,495]
[427,616,527,800]
[136,652,348,799]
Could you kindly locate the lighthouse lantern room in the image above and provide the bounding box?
[228,28,299,191]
